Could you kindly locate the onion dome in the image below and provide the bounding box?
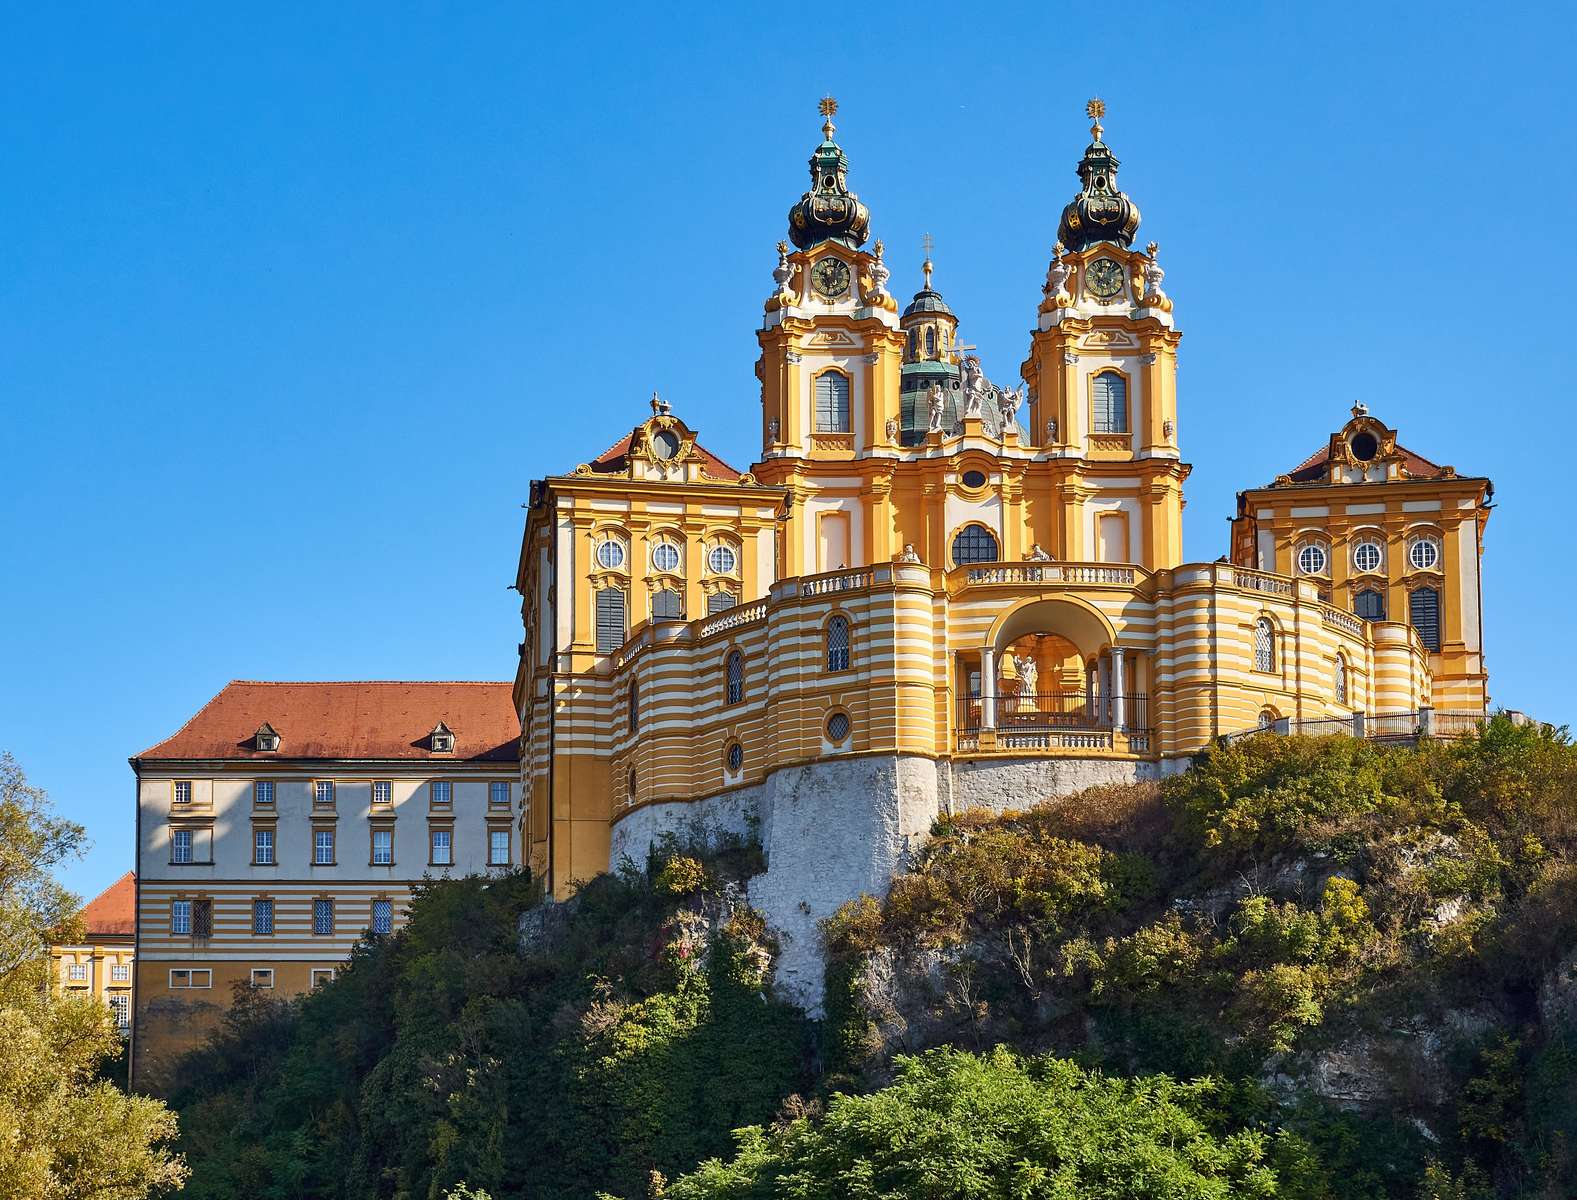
[902,242,956,318]
[787,97,871,250]
[1056,99,1141,253]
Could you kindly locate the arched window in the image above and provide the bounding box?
[1409,587,1441,652]
[1258,709,1277,730]
[1354,588,1386,621]
[814,371,851,433]
[652,588,683,620]
[907,330,917,358]
[925,327,936,358]
[951,523,1000,566]
[1334,655,1348,706]
[595,587,626,654]
[1091,372,1128,434]
[826,615,851,671]
[1253,617,1276,673]
[628,681,638,734]
[725,651,744,705]
[707,590,736,614]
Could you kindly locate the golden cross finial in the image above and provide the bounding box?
[921,232,934,288]
[1086,97,1106,140]
[819,95,838,138]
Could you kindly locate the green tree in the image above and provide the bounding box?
[0,751,187,1197]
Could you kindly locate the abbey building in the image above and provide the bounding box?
[133,100,1494,1074]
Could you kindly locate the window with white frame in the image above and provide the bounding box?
[170,899,192,935]
[169,968,212,989]
[430,780,452,806]
[430,828,453,866]
[372,780,393,807]
[651,541,682,573]
[1353,540,1383,574]
[108,993,130,1027]
[595,537,627,570]
[826,615,851,671]
[372,828,393,865]
[173,780,192,805]
[315,780,336,807]
[1253,618,1276,673]
[312,897,334,936]
[814,371,851,433]
[489,781,510,808]
[111,963,129,982]
[311,829,333,865]
[489,829,510,865]
[708,543,738,575]
[371,898,393,935]
[254,827,275,865]
[1297,542,1329,576]
[1408,535,1441,571]
[310,968,335,988]
[171,829,194,864]
[250,968,275,989]
[254,780,274,805]
[1335,655,1349,706]
[1091,372,1128,434]
[596,586,627,653]
[252,897,274,935]
[67,963,88,981]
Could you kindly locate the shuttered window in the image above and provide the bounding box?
[1254,618,1276,673]
[1091,372,1128,434]
[826,616,851,671]
[596,587,627,653]
[814,372,851,432]
[652,588,683,620]
[1409,587,1441,651]
[707,591,736,614]
[1354,588,1386,621]
[726,651,744,705]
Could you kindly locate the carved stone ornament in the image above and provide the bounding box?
[767,417,779,443]
[865,239,891,304]
[1141,353,1158,365]
[1063,351,1078,366]
[864,352,880,365]
[1046,418,1058,441]
[786,351,803,363]
[1027,543,1053,561]
[899,543,921,563]
[884,416,899,441]
[1163,417,1175,439]
[771,241,800,304]
[736,471,758,485]
[927,382,946,433]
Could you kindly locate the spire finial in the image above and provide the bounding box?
[921,231,934,288]
[819,95,838,139]
[650,390,670,416]
[1086,97,1106,141]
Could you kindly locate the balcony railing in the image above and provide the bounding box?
[960,563,1138,587]
[956,691,1150,750]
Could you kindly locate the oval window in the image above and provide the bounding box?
[1353,541,1383,573]
[961,470,988,489]
[596,540,626,570]
[826,712,851,743]
[725,742,743,772]
[708,545,738,575]
[651,430,681,461]
[1297,543,1328,576]
[1409,538,1441,571]
[652,542,681,573]
[1350,431,1379,461]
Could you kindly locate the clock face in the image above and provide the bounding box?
[812,257,851,299]
[1086,257,1124,300]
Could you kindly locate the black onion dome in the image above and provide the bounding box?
[903,286,954,317]
[787,102,871,250]
[1056,102,1141,253]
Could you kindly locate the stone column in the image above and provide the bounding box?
[1111,646,1127,732]
[981,648,997,731]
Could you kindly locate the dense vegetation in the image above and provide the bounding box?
[0,752,186,1198]
[168,718,1577,1199]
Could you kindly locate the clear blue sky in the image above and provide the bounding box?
[3,4,1574,903]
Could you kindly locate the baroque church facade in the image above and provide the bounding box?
[132,100,1495,1077]
[512,101,1491,991]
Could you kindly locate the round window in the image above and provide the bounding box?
[1350,431,1379,461]
[826,712,851,743]
[1297,543,1329,575]
[1353,541,1383,573]
[651,430,681,461]
[652,542,681,573]
[596,540,626,570]
[961,469,988,489]
[708,545,738,575]
[725,742,743,772]
[1409,537,1441,570]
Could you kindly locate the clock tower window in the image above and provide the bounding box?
[1091,372,1128,434]
[814,371,851,432]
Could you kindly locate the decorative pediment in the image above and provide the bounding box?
[807,329,859,347]
[1078,328,1140,350]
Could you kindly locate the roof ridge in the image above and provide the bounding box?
[224,679,514,686]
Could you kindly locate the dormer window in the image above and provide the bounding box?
[255,723,280,752]
[430,722,455,754]
[1350,431,1379,461]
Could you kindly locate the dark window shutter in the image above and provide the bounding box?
[1354,588,1386,621]
[1409,588,1441,651]
[596,588,626,653]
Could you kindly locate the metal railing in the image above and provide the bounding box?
[1223,709,1487,745]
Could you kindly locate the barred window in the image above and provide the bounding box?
[814,371,851,433]
[951,523,1000,566]
[193,898,213,939]
[726,651,745,705]
[596,587,627,653]
[1091,372,1128,434]
[826,711,851,743]
[826,615,851,671]
[372,899,393,936]
[707,590,736,614]
[725,741,744,773]
[652,588,684,619]
[1409,587,1442,652]
[252,898,274,935]
[1354,588,1386,621]
[1335,655,1349,706]
[254,827,275,865]
[312,898,334,936]
[314,829,335,865]
[372,829,393,865]
[1254,618,1276,673]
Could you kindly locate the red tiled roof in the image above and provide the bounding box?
[135,681,520,763]
[81,871,136,937]
[1283,442,1443,484]
[587,432,741,481]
